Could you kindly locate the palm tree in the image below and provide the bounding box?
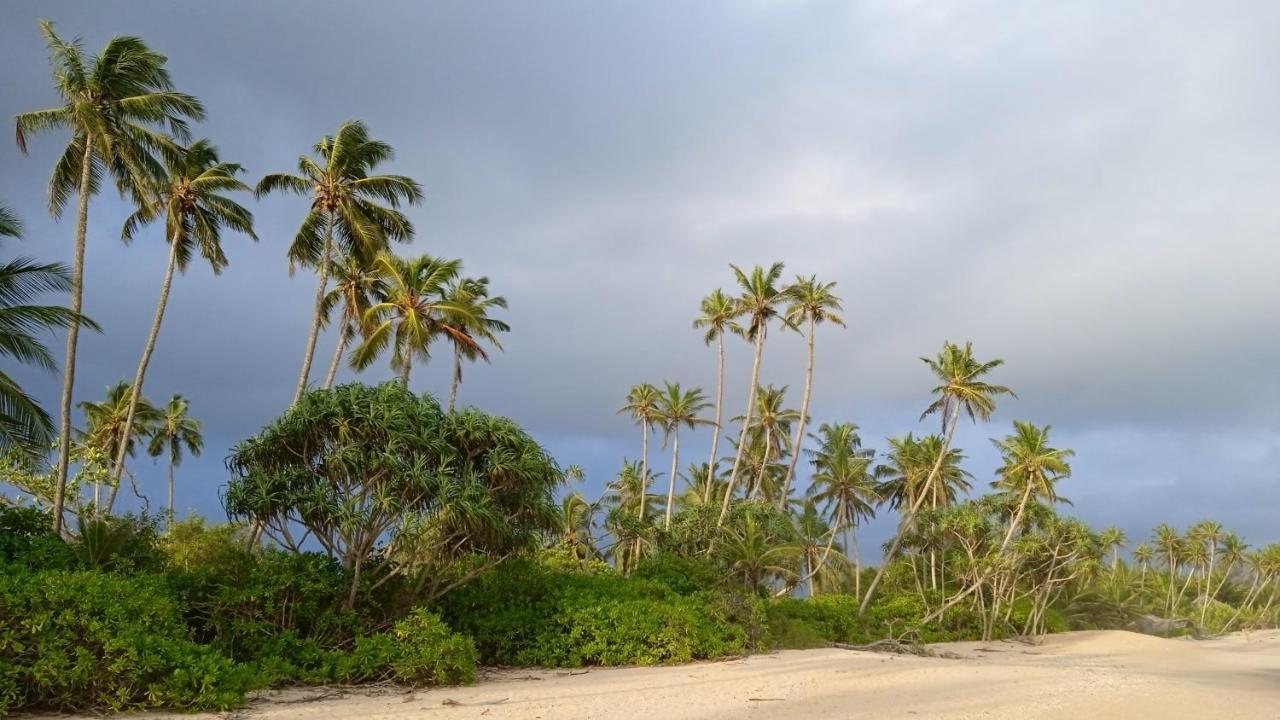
[1099,526,1127,571]
[1133,542,1154,589]
[256,120,423,405]
[440,277,509,411]
[807,423,879,597]
[779,276,844,506]
[860,341,1011,614]
[0,207,99,454]
[16,21,205,533]
[617,383,661,523]
[737,384,800,502]
[718,262,791,527]
[319,252,384,389]
[79,381,160,509]
[793,497,852,596]
[602,459,658,574]
[990,421,1073,552]
[351,253,482,387]
[655,382,711,529]
[1153,523,1184,616]
[556,491,599,566]
[146,394,202,529]
[692,289,742,493]
[106,141,255,502]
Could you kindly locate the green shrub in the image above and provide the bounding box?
[632,552,722,594]
[0,504,78,571]
[324,609,477,685]
[0,569,253,713]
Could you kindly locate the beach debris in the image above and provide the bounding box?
[442,697,510,707]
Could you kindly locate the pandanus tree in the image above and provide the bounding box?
[779,276,845,506]
[106,140,255,506]
[718,262,792,528]
[617,383,661,523]
[319,252,384,389]
[0,206,99,455]
[654,382,712,529]
[990,421,1073,552]
[860,341,1011,614]
[351,253,483,387]
[16,21,205,532]
[146,394,202,529]
[692,289,742,488]
[440,276,509,411]
[79,381,160,509]
[255,120,423,406]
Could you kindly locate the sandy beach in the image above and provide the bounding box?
[131,630,1280,720]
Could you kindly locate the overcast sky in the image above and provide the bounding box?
[2,1,1277,553]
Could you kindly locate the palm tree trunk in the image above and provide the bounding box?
[664,431,680,530]
[999,485,1034,553]
[718,328,765,528]
[399,357,412,388]
[51,135,94,534]
[705,335,725,501]
[447,345,462,411]
[639,423,650,523]
[850,525,861,599]
[107,235,181,513]
[752,425,772,500]
[293,217,334,407]
[167,454,175,531]
[780,316,815,507]
[322,323,349,390]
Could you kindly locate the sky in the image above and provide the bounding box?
[2,1,1278,555]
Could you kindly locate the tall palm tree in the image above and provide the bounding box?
[256,120,423,405]
[737,384,800,502]
[718,262,790,528]
[990,421,1073,552]
[107,140,255,502]
[441,277,509,411]
[350,253,481,387]
[807,423,879,597]
[860,341,1011,614]
[0,206,99,454]
[793,497,851,596]
[1099,526,1127,571]
[1153,523,1184,616]
[16,21,204,533]
[79,381,160,509]
[779,276,844,506]
[319,252,384,389]
[146,394,202,529]
[655,382,711,529]
[1132,542,1154,589]
[617,383,661,523]
[692,289,742,493]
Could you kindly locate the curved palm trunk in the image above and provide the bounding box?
[664,430,680,530]
[52,135,94,534]
[718,328,765,528]
[705,335,726,501]
[107,235,181,513]
[323,322,349,390]
[638,423,650,522]
[447,345,462,411]
[166,453,175,530]
[780,316,816,507]
[292,218,334,407]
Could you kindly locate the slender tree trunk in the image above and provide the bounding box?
[664,431,680,530]
[1000,485,1034,553]
[859,400,961,615]
[108,235,181,513]
[752,425,772,500]
[718,328,765,527]
[323,322,349,390]
[447,345,462,411]
[52,135,94,534]
[166,454,175,531]
[400,358,412,388]
[850,525,861,599]
[705,335,725,502]
[780,316,815,507]
[1200,540,1218,626]
[639,423,650,522]
[293,217,334,406]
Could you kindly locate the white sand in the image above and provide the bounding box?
[150,630,1280,720]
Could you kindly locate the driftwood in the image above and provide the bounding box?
[442,697,509,707]
[1134,614,1191,637]
[832,639,962,659]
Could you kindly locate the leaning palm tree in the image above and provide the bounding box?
[692,289,742,490]
[990,421,1073,552]
[256,120,423,406]
[146,394,202,529]
[779,276,844,506]
[655,382,712,529]
[319,252,384,389]
[350,253,481,387]
[440,277,509,411]
[0,207,99,454]
[617,383,661,523]
[860,341,1012,614]
[16,21,205,532]
[79,381,160,510]
[106,140,255,499]
[718,262,790,527]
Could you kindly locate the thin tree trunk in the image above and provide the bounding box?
[850,525,861,599]
[1200,540,1218,626]
[399,357,412,388]
[293,217,334,407]
[705,335,725,501]
[664,431,680,530]
[322,323,348,389]
[718,328,765,527]
[108,235,181,513]
[1000,485,1034,553]
[52,135,94,534]
[752,425,772,500]
[780,316,815,507]
[167,454,175,531]
[639,422,650,522]
[447,344,462,411]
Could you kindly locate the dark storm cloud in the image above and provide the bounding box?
[2,1,1277,551]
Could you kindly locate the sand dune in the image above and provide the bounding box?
[148,630,1280,720]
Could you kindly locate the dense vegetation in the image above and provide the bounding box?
[0,19,1276,716]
